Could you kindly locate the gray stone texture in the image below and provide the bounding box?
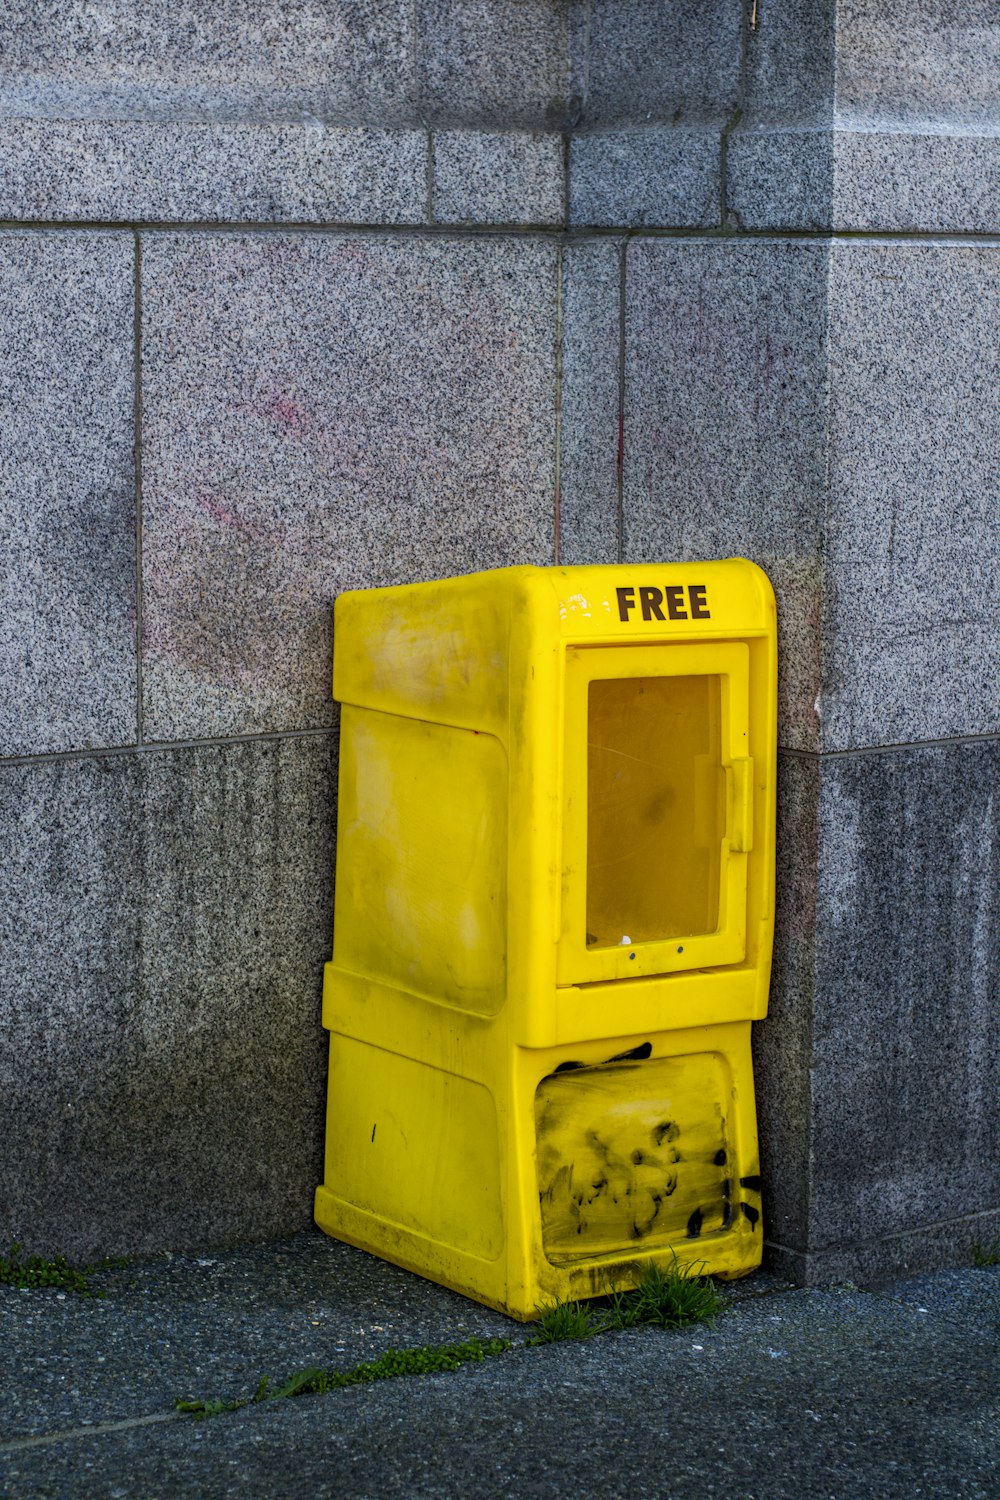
[0,232,135,758]
[432,130,563,226]
[760,739,1000,1285]
[728,129,1000,234]
[569,125,720,227]
[823,240,1000,750]
[735,1,1000,233]
[557,238,621,564]
[730,0,836,231]
[0,121,427,225]
[576,0,742,127]
[416,0,571,129]
[741,0,836,127]
[0,1,418,126]
[0,737,336,1262]
[726,127,834,232]
[768,1210,1000,1290]
[808,740,1000,1257]
[618,235,1000,754]
[140,232,557,742]
[831,131,1000,234]
[620,237,828,752]
[834,0,1000,131]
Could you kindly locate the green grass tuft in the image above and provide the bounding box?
[970,1240,1000,1268]
[526,1299,606,1345]
[531,1257,722,1340]
[0,1243,108,1298]
[606,1258,721,1331]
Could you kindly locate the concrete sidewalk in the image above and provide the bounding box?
[1,1230,996,1498]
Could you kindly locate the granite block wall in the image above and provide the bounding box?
[1,1,997,1280]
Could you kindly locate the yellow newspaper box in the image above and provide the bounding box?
[315,561,776,1319]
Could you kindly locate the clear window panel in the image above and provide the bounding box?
[586,675,723,947]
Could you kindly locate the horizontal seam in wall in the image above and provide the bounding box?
[0,221,998,246]
[779,729,1000,761]
[803,1203,1000,1257]
[0,218,568,238]
[562,227,1000,246]
[0,726,337,770]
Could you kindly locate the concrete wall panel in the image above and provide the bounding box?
[140,232,557,742]
[558,238,621,565]
[807,739,1000,1272]
[824,241,1000,750]
[0,232,135,758]
[0,737,336,1261]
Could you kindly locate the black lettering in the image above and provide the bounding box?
[688,584,710,619]
[616,586,635,621]
[639,585,665,622]
[664,585,687,620]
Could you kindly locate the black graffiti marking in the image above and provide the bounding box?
[714,1148,728,1166]
[687,1207,704,1238]
[554,1060,585,1073]
[740,1175,762,1192]
[741,1202,760,1230]
[653,1120,679,1146]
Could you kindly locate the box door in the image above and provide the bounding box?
[558,642,752,985]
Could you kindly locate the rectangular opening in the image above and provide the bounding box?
[586,675,724,949]
[558,641,750,986]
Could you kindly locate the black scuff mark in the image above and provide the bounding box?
[721,1177,732,1200]
[370,1124,376,1143]
[653,1120,679,1146]
[553,1060,585,1073]
[687,1207,703,1238]
[606,1042,652,1063]
[588,1175,608,1204]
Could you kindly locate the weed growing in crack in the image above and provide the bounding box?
[970,1240,1000,1268]
[177,1260,725,1420]
[177,1337,512,1418]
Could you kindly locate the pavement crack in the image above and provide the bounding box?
[0,1410,182,1454]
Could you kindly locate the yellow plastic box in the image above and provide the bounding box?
[315,560,777,1319]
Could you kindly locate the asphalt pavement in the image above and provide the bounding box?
[1,1230,997,1498]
